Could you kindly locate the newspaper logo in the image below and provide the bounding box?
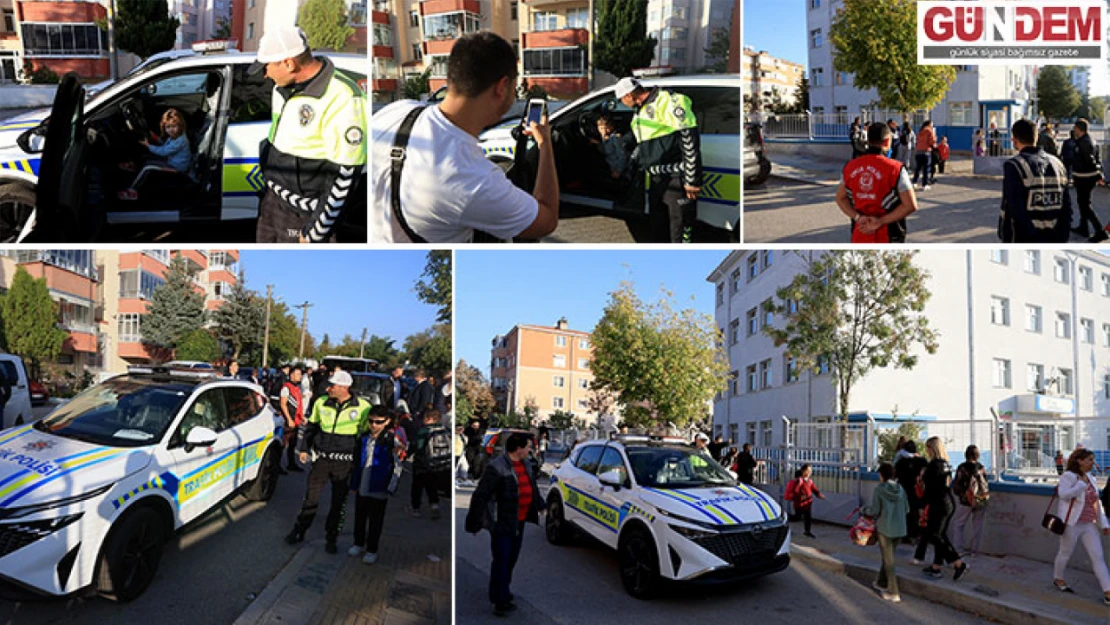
[918,1,1105,65]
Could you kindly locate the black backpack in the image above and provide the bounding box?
[418,426,452,472]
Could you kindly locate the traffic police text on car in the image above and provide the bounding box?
[252,26,367,244]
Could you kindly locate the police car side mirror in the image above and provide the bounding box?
[17,125,47,154]
[184,426,218,452]
[599,469,623,490]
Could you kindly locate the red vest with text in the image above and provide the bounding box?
[842,153,905,243]
[283,381,304,426]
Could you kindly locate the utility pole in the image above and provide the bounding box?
[588,0,595,91]
[359,327,367,359]
[295,301,313,359]
[261,285,273,368]
[108,0,119,80]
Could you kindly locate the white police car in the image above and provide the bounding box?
[0,46,366,242]
[0,367,283,600]
[546,436,789,597]
[478,75,741,240]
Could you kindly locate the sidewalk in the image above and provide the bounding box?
[233,470,451,625]
[767,153,976,186]
[791,521,1108,625]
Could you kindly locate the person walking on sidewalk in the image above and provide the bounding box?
[465,432,545,617]
[863,461,909,603]
[895,440,927,545]
[1070,119,1110,242]
[951,445,990,557]
[408,409,450,520]
[285,370,372,553]
[348,406,403,565]
[787,464,825,538]
[912,120,936,190]
[1051,448,1110,606]
[918,437,970,581]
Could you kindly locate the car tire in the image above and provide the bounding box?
[545,493,574,546]
[96,506,166,602]
[0,183,35,244]
[243,444,280,502]
[618,525,660,599]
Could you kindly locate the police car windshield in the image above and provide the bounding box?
[626,446,736,489]
[35,378,193,448]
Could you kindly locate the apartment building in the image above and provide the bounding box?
[518,0,589,98]
[707,250,1110,458]
[1,0,18,82]
[806,0,1035,151]
[744,47,804,111]
[646,0,732,74]
[490,318,597,424]
[0,250,239,376]
[1069,66,1090,98]
[12,0,110,81]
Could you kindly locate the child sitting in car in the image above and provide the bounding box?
[142,108,192,173]
[596,113,630,181]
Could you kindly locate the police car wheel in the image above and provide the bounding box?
[0,183,35,244]
[96,507,166,602]
[244,445,281,502]
[545,494,573,546]
[618,525,660,599]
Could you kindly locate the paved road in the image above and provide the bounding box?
[0,466,308,625]
[454,487,989,625]
[743,175,1106,244]
[540,205,733,244]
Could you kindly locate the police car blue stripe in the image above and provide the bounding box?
[673,489,745,524]
[734,485,774,520]
[1,452,130,506]
[562,482,619,534]
[224,157,261,165]
[642,487,723,525]
[180,436,267,479]
[699,197,738,207]
[703,166,741,175]
[0,426,34,447]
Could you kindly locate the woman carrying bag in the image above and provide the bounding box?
[1050,448,1110,605]
[919,437,970,581]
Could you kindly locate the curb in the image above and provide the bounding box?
[232,538,329,625]
[790,545,1087,625]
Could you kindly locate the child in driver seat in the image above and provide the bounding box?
[119,108,191,200]
[596,113,630,181]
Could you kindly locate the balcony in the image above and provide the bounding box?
[522,28,587,49]
[63,331,97,354]
[420,0,480,16]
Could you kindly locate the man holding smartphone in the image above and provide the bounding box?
[370,32,559,243]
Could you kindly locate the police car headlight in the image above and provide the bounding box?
[0,484,112,521]
[669,523,716,540]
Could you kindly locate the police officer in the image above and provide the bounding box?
[252,26,367,244]
[285,370,371,553]
[615,77,702,243]
[836,122,918,243]
[999,119,1071,243]
[1070,118,1108,242]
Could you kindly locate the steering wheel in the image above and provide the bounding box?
[121,100,149,136]
[578,111,601,142]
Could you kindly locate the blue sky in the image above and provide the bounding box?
[238,250,437,346]
[455,251,728,378]
[744,1,809,68]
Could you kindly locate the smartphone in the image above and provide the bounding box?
[523,98,546,134]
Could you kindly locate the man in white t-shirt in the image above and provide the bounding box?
[371,32,559,243]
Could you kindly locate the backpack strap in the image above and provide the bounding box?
[390,105,430,244]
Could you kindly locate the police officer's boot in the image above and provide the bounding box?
[284,526,305,545]
[325,533,338,554]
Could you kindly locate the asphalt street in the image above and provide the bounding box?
[743,175,1108,244]
[454,486,989,625]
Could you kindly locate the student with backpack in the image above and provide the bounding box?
[863,462,909,602]
[348,406,404,564]
[786,464,825,538]
[408,409,451,519]
[951,445,990,557]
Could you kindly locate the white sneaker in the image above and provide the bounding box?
[911,558,923,565]
[922,185,931,191]
[347,546,363,557]
[362,552,378,565]
[882,592,902,603]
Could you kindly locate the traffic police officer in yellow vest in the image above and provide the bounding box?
[286,370,372,553]
[616,77,702,243]
[251,26,367,243]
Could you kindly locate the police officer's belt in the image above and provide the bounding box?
[317,451,354,462]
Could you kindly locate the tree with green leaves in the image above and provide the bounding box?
[211,277,265,361]
[315,333,332,358]
[403,69,431,100]
[547,410,576,430]
[878,421,926,463]
[298,0,355,52]
[1038,66,1081,121]
[403,325,451,376]
[1089,96,1106,124]
[456,359,496,419]
[213,18,232,40]
[265,301,310,366]
[764,251,940,422]
[0,267,67,374]
[591,283,729,427]
[702,27,730,73]
[829,0,956,113]
[415,250,451,325]
[594,0,656,79]
[362,335,400,365]
[176,328,220,362]
[115,0,180,60]
[791,76,810,114]
[141,256,207,354]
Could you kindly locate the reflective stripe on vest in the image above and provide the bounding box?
[1008,153,1068,231]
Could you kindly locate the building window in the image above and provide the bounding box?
[373,23,392,47]
[1027,363,1044,392]
[761,421,773,447]
[554,335,567,347]
[553,354,566,367]
[663,26,687,41]
[989,296,1009,326]
[761,250,772,270]
[1025,250,1041,274]
[1059,368,1074,395]
[578,358,589,370]
[1081,318,1094,344]
[533,10,558,32]
[747,255,759,280]
[523,48,586,76]
[1053,257,1069,284]
[761,299,773,328]
[731,268,742,293]
[810,28,822,48]
[247,22,254,39]
[746,422,756,445]
[577,399,588,410]
[992,359,1011,388]
[810,0,821,8]
[1079,266,1093,291]
[730,370,739,396]
[746,308,757,336]
[577,378,588,390]
[553,375,565,388]
[759,359,772,389]
[579,338,589,349]
[3,10,14,33]
[552,396,565,409]
[716,283,724,306]
[989,249,1007,264]
[746,364,758,392]
[211,281,230,300]
[817,355,830,375]
[785,356,799,383]
[729,319,739,345]
[1103,323,1110,347]
[412,43,422,61]
[1102,273,1110,296]
[119,270,165,300]
[1104,374,1110,399]
[1055,312,1071,339]
[248,0,255,7]
[511,2,518,21]
[567,7,588,29]
[811,67,824,87]
[1025,304,1042,333]
[21,23,107,57]
[949,101,974,126]
[424,12,481,40]
[119,313,141,342]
